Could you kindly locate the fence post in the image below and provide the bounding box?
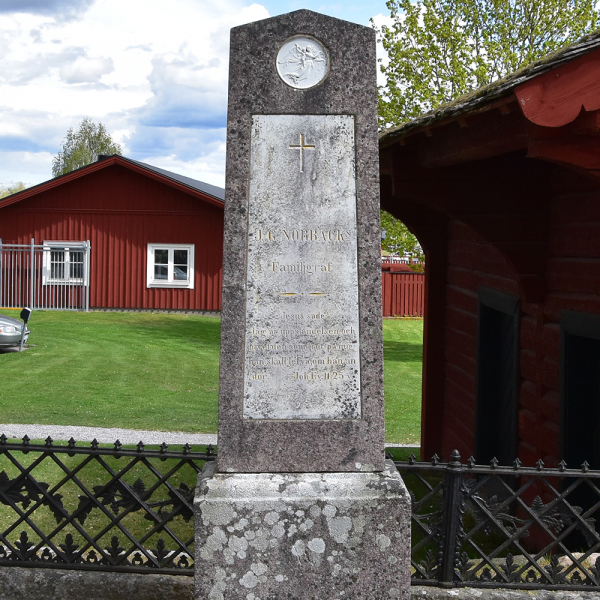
[0,238,2,308]
[85,240,90,312]
[30,238,35,310]
[437,449,465,587]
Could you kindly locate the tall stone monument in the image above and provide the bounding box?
[195,9,410,599]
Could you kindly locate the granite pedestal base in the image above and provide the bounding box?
[194,460,411,600]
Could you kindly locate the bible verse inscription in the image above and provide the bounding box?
[243,115,361,419]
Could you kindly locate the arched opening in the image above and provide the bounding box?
[380,209,426,451]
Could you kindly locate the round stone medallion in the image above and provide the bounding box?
[276,35,329,89]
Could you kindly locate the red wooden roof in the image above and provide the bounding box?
[0,155,224,210]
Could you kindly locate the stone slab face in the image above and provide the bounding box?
[244,114,360,420]
[195,460,411,600]
[218,9,384,473]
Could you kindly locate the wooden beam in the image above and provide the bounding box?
[528,137,600,171]
[381,149,554,304]
[416,108,533,168]
[568,108,600,135]
[516,47,600,128]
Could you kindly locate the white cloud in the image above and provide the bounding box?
[0,0,270,186]
[59,54,113,84]
[0,151,55,189]
[371,12,394,88]
[0,0,388,188]
[0,46,114,85]
[0,0,95,21]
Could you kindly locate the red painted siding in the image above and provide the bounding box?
[430,185,600,466]
[440,220,521,461]
[0,164,223,311]
[378,43,600,469]
[381,271,425,317]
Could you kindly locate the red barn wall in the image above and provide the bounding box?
[0,165,223,311]
[439,220,520,460]
[436,184,600,467]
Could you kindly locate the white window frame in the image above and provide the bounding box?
[147,243,195,289]
[42,241,89,286]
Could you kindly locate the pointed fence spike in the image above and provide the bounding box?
[536,459,545,471]
[22,435,30,445]
[91,439,99,450]
[582,461,590,473]
[558,460,567,472]
[408,452,417,465]
[183,443,191,455]
[0,434,6,444]
[490,457,499,469]
[160,442,168,453]
[513,458,522,470]
[431,454,440,466]
[137,441,145,452]
[467,456,476,468]
[45,436,53,447]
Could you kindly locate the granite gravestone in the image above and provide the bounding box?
[195,10,410,599]
[216,9,385,475]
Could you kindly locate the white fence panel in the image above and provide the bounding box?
[0,239,90,311]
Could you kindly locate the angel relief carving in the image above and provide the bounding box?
[277,36,328,89]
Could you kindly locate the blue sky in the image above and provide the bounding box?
[0,1,391,190]
[259,1,389,26]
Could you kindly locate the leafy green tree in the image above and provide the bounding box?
[381,210,425,270]
[376,0,599,128]
[0,182,26,199]
[52,117,122,177]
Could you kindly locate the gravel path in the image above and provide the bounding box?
[0,423,418,449]
[0,424,217,446]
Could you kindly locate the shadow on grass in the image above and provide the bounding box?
[111,316,221,345]
[383,340,423,363]
[385,447,421,461]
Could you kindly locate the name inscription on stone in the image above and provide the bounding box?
[243,114,361,420]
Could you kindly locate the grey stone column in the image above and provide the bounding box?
[195,9,411,599]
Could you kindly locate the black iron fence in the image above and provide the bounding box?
[0,435,214,575]
[396,450,600,591]
[3,436,600,591]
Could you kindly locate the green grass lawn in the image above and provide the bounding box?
[0,311,221,434]
[0,311,422,444]
[383,318,423,445]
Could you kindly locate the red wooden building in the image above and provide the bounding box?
[380,32,600,467]
[0,155,224,312]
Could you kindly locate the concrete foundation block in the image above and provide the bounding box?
[194,460,411,599]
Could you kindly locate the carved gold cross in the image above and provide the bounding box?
[289,133,315,172]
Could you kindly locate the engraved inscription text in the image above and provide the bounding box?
[244,115,360,420]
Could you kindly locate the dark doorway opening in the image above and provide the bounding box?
[560,311,600,550]
[561,311,600,470]
[475,288,520,466]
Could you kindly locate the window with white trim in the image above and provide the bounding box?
[42,242,89,285]
[147,244,195,289]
